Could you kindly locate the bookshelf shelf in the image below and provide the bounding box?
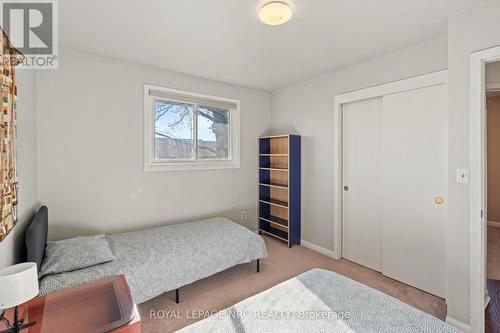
[259,226,288,242]
[260,215,288,228]
[259,199,289,209]
[259,182,289,190]
[259,154,288,156]
[259,167,288,172]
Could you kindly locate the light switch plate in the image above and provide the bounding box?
[457,168,470,184]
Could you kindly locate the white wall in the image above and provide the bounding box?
[270,37,448,250]
[0,69,38,269]
[446,0,500,327]
[36,50,271,240]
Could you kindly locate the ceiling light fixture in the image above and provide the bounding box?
[258,1,292,26]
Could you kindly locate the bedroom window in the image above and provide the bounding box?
[144,85,240,171]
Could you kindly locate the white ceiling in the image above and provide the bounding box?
[60,0,486,91]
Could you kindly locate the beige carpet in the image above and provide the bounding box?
[138,235,446,332]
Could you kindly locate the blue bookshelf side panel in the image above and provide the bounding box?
[259,202,270,218]
[259,184,270,202]
[259,219,269,233]
[259,138,270,154]
[259,168,270,184]
[289,135,301,246]
[259,156,270,168]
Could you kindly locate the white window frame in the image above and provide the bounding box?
[144,84,240,171]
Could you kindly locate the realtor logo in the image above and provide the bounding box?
[0,0,58,69]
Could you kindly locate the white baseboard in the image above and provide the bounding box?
[488,220,500,228]
[301,240,336,258]
[445,316,471,332]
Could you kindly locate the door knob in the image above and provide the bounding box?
[344,186,349,191]
[435,196,445,205]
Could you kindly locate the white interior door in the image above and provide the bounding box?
[381,84,448,298]
[342,97,383,272]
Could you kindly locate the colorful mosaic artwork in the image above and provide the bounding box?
[0,30,23,242]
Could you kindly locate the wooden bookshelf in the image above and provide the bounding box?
[258,135,301,248]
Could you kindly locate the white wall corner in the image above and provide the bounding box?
[445,316,471,333]
[301,240,336,258]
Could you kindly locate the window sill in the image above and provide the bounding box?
[144,161,240,172]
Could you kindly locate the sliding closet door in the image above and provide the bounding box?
[342,97,383,272]
[381,84,448,298]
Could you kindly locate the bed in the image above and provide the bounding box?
[179,268,462,333]
[25,206,267,304]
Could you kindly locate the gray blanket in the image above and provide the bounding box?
[179,268,462,333]
[39,217,267,304]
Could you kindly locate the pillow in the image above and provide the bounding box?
[39,234,116,277]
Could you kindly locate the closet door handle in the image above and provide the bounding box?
[344,186,349,191]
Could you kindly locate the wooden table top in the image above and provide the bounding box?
[1,275,141,333]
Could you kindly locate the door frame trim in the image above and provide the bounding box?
[469,45,500,333]
[333,69,448,259]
